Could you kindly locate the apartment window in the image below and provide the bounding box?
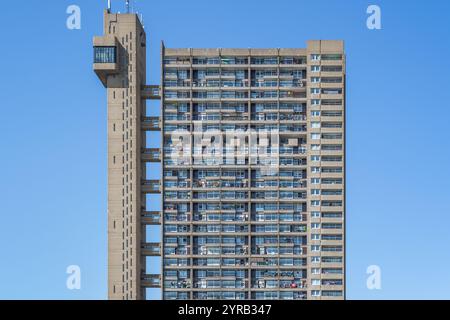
[311,122,321,128]
[311,110,321,117]
[311,99,321,105]
[311,290,321,297]
[322,223,342,229]
[311,178,320,184]
[322,65,342,72]
[311,201,320,207]
[311,211,320,218]
[311,77,321,83]
[311,133,321,140]
[311,155,320,162]
[311,54,321,61]
[322,54,342,61]
[322,111,342,117]
[311,65,321,72]
[311,279,321,286]
[322,257,343,263]
[311,189,321,195]
[322,212,342,218]
[311,88,320,95]
[322,291,343,297]
[311,256,320,263]
[311,144,320,151]
[251,57,278,64]
[311,268,321,275]
[322,77,342,84]
[311,234,320,240]
[311,167,320,173]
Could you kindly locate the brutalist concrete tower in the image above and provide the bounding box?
[95,8,345,300]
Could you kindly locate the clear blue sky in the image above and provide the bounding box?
[0,0,449,300]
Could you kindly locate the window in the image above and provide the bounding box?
[322,291,343,297]
[251,57,278,64]
[311,122,321,128]
[311,223,320,229]
[94,46,116,63]
[311,99,321,105]
[311,178,320,184]
[311,144,320,151]
[311,54,321,61]
[311,65,320,72]
[311,268,321,275]
[312,279,321,286]
[311,77,321,83]
[311,88,320,94]
[311,133,321,140]
[311,201,320,207]
[322,54,342,61]
[311,290,321,297]
[322,212,342,218]
[311,155,320,162]
[311,110,321,117]
[322,65,342,72]
[311,234,320,240]
[311,211,320,218]
[311,167,320,173]
[311,256,320,263]
[311,189,321,195]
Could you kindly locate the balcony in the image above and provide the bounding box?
[141,116,161,131]
[141,148,161,162]
[141,211,161,225]
[141,85,161,100]
[141,274,161,288]
[93,36,119,87]
[252,280,307,289]
[141,242,161,256]
[142,180,161,194]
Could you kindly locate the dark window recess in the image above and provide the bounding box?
[94,46,116,63]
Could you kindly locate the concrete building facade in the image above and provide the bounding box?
[94,10,345,300]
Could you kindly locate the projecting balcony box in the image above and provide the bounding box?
[141,85,161,99]
[141,148,161,162]
[141,180,161,194]
[141,116,161,131]
[141,274,161,288]
[141,211,161,225]
[93,36,119,87]
[141,242,161,256]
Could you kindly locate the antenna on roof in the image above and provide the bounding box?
[126,0,130,13]
[107,0,111,10]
